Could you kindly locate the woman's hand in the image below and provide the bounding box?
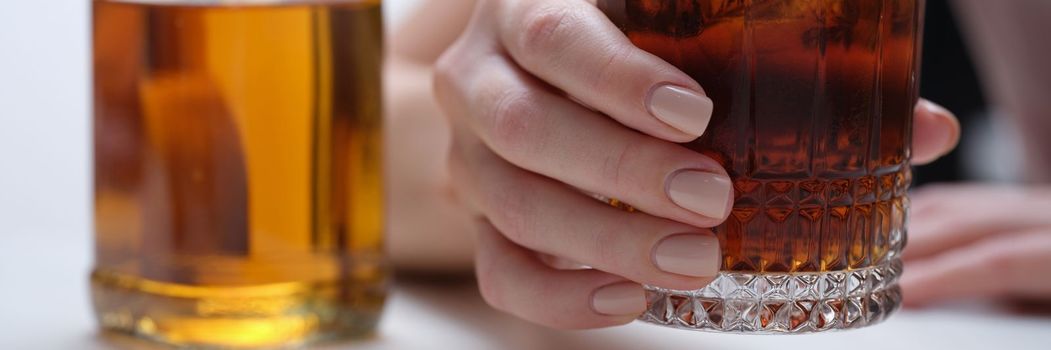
[436,0,733,329]
[431,0,960,329]
[902,184,1051,306]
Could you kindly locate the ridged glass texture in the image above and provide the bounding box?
[600,0,924,332]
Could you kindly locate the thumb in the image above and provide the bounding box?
[911,99,961,165]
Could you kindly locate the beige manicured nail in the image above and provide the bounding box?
[921,99,953,117]
[922,100,961,152]
[592,282,647,316]
[667,170,732,219]
[648,85,714,137]
[653,234,721,277]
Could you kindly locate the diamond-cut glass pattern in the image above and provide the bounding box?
[602,0,923,334]
[640,261,902,333]
[720,171,909,273]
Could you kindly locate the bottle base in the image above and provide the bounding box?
[640,260,902,334]
[91,270,385,348]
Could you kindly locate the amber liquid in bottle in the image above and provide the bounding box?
[92,0,385,347]
[600,0,923,332]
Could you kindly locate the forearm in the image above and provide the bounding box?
[392,0,477,64]
[384,0,480,272]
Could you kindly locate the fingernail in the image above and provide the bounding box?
[667,170,732,219]
[648,85,714,137]
[654,233,721,277]
[924,100,961,151]
[592,282,646,316]
[921,99,953,118]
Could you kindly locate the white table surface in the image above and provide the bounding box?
[2,1,1050,349]
[3,229,1051,350]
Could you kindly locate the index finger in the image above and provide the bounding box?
[497,0,713,142]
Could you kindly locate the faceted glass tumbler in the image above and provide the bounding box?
[599,0,925,333]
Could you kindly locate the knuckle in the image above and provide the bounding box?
[486,189,535,244]
[588,44,636,92]
[483,88,543,157]
[435,38,471,73]
[517,5,576,55]
[980,243,1014,265]
[433,49,468,104]
[973,247,1015,295]
[600,142,642,193]
[984,248,1019,276]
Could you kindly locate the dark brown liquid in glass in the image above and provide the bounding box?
[601,0,922,273]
